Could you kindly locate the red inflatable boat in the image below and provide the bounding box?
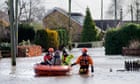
[34,64,71,76]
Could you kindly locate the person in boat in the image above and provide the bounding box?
[52,50,62,65]
[41,48,54,65]
[71,48,94,74]
[62,50,74,65]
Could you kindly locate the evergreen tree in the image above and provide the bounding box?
[81,7,97,42]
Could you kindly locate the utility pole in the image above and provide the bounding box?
[101,0,103,30]
[29,0,32,23]
[68,0,72,50]
[114,0,117,21]
[130,5,133,22]
[120,8,123,21]
[15,0,18,59]
[9,0,16,66]
[136,1,140,23]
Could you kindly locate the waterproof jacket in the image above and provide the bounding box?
[75,55,93,66]
[62,54,74,65]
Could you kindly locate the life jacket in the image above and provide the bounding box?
[44,55,52,62]
[76,55,93,66]
[63,55,68,62]
[79,56,89,66]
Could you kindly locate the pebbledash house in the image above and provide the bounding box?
[43,7,84,42]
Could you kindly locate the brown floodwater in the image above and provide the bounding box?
[0,47,140,84]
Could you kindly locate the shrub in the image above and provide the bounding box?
[34,29,48,51]
[46,29,59,50]
[0,42,11,50]
[57,28,69,49]
[105,23,140,55]
[18,23,35,43]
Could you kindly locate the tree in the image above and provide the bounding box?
[131,0,140,22]
[3,0,46,22]
[81,7,98,42]
[18,0,46,22]
[106,0,124,20]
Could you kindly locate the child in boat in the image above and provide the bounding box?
[41,48,54,65]
[52,50,62,65]
[62,50,74,65]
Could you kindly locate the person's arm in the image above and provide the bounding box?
[71,56,81,67]
[91,65,94,73]
[88,56,94,73]
[46,58,52,65]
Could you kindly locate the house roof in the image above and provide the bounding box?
[44,7,84,26]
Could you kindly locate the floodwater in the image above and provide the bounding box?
[0,47,140,84]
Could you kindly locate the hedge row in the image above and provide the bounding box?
[34,29,59,51]
[105,23,140,55]
[57,29,68,49]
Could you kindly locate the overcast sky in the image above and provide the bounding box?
[0,0,132,20]
[40,0,132,20]
[40,0,111,20]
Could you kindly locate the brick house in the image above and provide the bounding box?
[43,7,83,42]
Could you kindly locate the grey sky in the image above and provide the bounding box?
[0,0,132,20]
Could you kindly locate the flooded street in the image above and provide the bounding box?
[0,47,140,84]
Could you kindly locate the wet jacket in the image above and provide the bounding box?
[43,54,52,65]
[62,54,74,65]
[75,55,93,66]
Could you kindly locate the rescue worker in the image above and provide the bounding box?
[41,48,54,65]
[62,50,74,65]
[71,48,94,74]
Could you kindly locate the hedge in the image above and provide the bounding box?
[18,23,35,43]
[46,29,59,50]
[105,23,140,55]
[34,29,48,51]
[57,28,68,49]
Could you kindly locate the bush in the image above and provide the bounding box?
[105,23,140,55]
[18,23,35,43]
[46,29,59,50]
[34,29,48,51]
[0,42,11,50]
[57,28,69,49]
[34,29,59,51]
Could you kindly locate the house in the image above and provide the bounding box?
[94,20,139,31]
[43,7,84,42]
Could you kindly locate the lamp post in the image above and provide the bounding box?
[68,0,72,50]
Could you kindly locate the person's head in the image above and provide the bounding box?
[82,48,88,56]
[48,48,54,53]
[82,48,87,53]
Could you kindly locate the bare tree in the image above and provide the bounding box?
[106,0,124,20]
[19,0,45,22]
[2,0,46,23]
[132,0,140,22]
